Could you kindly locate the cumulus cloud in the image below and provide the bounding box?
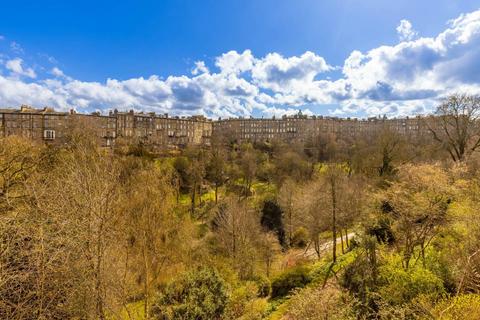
[5,58,36,78]
[215,50,254,74]
[396,19,418,41]
[252,51,332,92]
[1,10,480,118]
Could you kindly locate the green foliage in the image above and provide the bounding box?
[223,282,267,320]
[270,266,312,299]
[252,275,271,298]
[422,294,480,319]
[377,254,446,305]
[151,267,228,320]
[260,200,286,247]
[291,227,309,248]
[309,250,357,283]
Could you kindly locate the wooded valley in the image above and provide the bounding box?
[2,94,480,319]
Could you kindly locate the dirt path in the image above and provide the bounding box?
[301,232,356,260]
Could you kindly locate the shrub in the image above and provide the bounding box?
[151,267,228,320]
[223,282,267,320]
[253,275,271,297]
[378,256,445,305]
[291,227,309,248]
[270,266,312,299]
[422,294,480,319]
[283,285,355,320]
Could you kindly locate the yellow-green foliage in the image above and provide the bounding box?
[280,285,355,320]
[378,253,445,305]
[422,294,480,320]
[270,266,312,299]
[224,282,268,320]
[109,301,145,320]
[309,250,357,283]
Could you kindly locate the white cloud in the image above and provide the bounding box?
[5,58,36,78]
[192,61,209,75]
[396,19,418,41]
[252,51,332,92]
[215,50,255,74]
[0,35,5,41]
[1,9,480,118]
[51,67,65,77]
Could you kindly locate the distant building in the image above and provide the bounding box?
[0,106,212,149]
[0,106,427,149]
[212,113,427,144]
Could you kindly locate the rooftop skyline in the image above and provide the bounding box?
[0,1,479,118]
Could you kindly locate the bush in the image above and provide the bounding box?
[151,267,228,320]
[422,294,480,319]
[283,285,355,320]
[252,275,271,297]
[378,256,445,305]
[291,227,309,248]
[271,266,312,299]
[223,282,267,320]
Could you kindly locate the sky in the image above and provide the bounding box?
[0,1,480,118]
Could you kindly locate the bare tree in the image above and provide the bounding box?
[0,136,40,212]
[427,93,480,162]
[278,179,298,247]
[238,144,258,197]
[214,198,261,279]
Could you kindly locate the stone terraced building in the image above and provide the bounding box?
[0,105,427,149]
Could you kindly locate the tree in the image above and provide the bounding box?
[119,163,178,319]
[323,165,347,263]
[298,165,355,262]
[257,232,281,277]
[376,128,402,177]
[0,136,40,212]
[379,164,451,269]
[0,133,124,319]
[273,150,312,185]
[297,180,330,259]
[173,148,206,214]
[206,147,227,204]
[213,198,261,279]
[260,200,286,247]
[427,93,480,162]
[278,179,298,247]
[238,144,258,197]
[337,175,366,253]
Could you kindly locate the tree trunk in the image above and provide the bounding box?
[345,228,349,248]
[340,229,345,254]
[421,242,426,268]
[191,182,196,215]
[95,218,106,320]
[143,231,149,320]
[331,180,337,263]
[288,208,292,247]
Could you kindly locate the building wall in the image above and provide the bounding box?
[0,106,427,149]
[212,115,427,144]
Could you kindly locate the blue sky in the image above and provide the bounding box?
[1,1,480,118]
